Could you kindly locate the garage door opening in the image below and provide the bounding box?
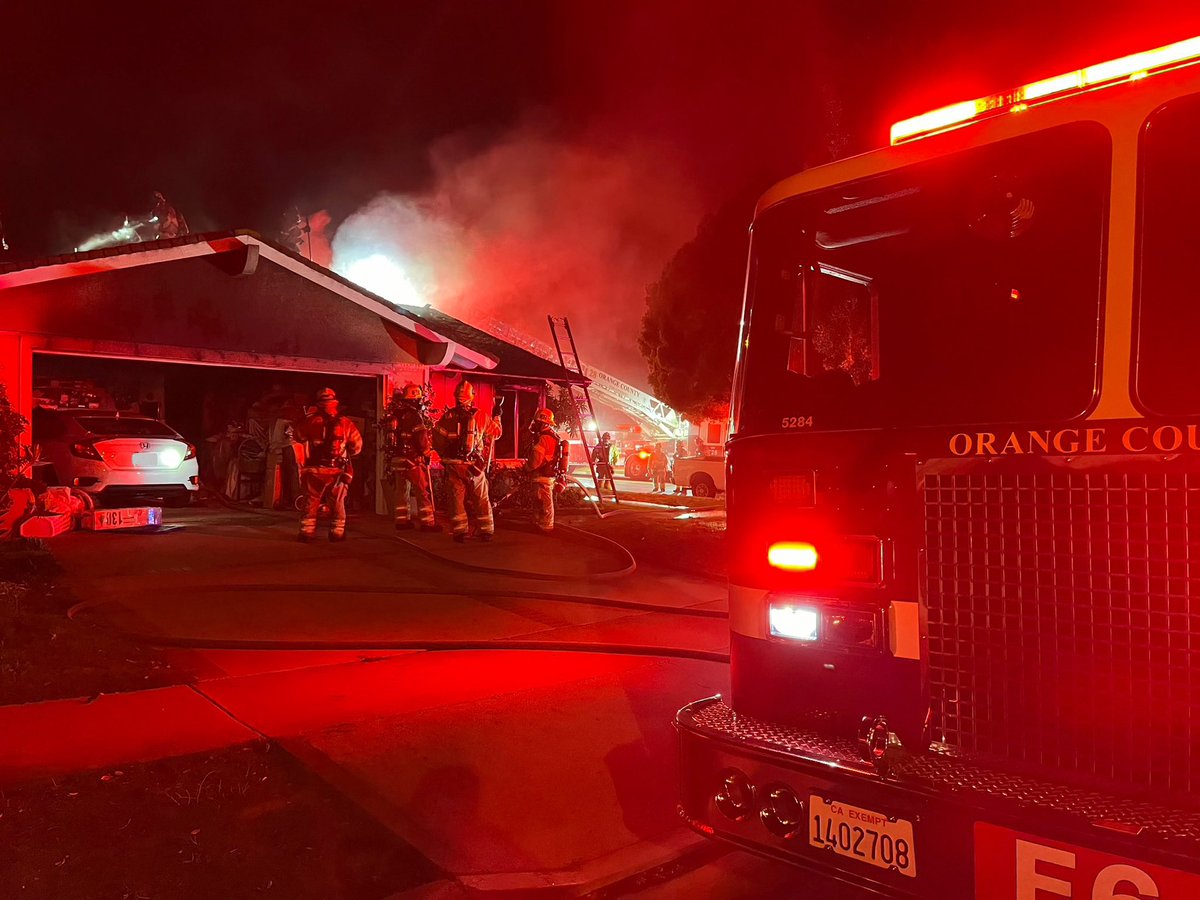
[33,353,380,511]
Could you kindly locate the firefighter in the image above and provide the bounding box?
[434,380,501,543]
[526,408,562,534]
[649,442,670,493]
[294,388,363,542]
[385,382,439,531]
[592,432,617,492]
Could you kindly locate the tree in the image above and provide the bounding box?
[639,190,757,420]
[0,382,27,484]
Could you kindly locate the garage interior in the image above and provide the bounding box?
[34,353,380,511]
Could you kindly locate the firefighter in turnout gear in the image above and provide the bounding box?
[294,388,363,542]
[526,408,562,534]
[435,380,501,542]
[593,432,617,493]
[384,383,439,531]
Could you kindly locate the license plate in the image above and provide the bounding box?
[132,451,160,467]
[975,822,1200,899]
[809,795,916,878]
[85,507,162,531]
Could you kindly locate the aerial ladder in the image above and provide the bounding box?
[475,316,689,442]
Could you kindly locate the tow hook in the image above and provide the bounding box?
[858,715,892,774]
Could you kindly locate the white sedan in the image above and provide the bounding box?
[33,408,199,507]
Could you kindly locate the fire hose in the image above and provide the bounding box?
[67,584,729,663]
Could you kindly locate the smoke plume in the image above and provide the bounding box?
[331,124,702,388]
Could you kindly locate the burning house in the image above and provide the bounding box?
[0,231,587,512]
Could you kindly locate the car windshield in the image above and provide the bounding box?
[734,121,1110,433]
[75,416,178,438]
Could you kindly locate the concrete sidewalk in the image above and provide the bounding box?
[0,684,256,784]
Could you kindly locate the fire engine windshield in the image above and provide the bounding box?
[1135,93,1200,416]
[735,122,1110,433]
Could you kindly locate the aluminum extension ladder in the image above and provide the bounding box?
[547,315,620,509]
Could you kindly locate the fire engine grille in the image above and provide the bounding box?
[922,464,1200,794]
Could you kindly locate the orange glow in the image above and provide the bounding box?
[768,541,819,572]
[890,34,1200,145]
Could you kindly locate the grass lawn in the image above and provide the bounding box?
[0,741,441,899]
[0,541,184,706]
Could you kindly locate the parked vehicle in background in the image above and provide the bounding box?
[672,454,724,497]
[33,408,199,507]
[622,444,654,480]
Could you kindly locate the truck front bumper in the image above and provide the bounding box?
[678,696,1200,899]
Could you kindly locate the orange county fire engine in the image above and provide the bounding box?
[677,35,1200,900]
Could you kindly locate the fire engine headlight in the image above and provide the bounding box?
[714,769,755,821]
[769,600,820,642]
[759,784,804,837]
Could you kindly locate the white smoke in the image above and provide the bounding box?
[330,124,702,386]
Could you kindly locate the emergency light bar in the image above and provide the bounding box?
[890,34,1200,144]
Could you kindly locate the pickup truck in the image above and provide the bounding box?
[672,455,724,498]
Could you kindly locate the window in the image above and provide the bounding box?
[1135,93,1200,416]
[736,122,1110,433]
[74,416,178,437]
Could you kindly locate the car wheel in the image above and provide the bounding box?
[691,474,717,498]
[625,459,647,480]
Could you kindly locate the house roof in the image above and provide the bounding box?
[0,231,497,371]
[397,305,587,384]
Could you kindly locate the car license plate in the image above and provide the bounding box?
[84,507,162,531]
[975,822,1200,899]
[809,795,916,878]
[132,451,160,467]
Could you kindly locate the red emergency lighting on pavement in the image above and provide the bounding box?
[890,34,1200,144]
[767,541,819,572]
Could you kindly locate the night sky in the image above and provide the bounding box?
[5,0,1198,250]
[4,1,1200,382]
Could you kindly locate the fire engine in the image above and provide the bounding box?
[677,36,1200,898]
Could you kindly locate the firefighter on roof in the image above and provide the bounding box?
[384,382,438,531]
[294,388,362,543]
[434,380,501,542]
[526,408,563,534]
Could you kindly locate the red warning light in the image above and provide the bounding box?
[890,35,1200,145]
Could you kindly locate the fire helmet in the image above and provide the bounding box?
[533,408,555,426]
[601,431,612,442]
[316,388,338,403]
[454,380,475,404]
[401,382,423,401]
